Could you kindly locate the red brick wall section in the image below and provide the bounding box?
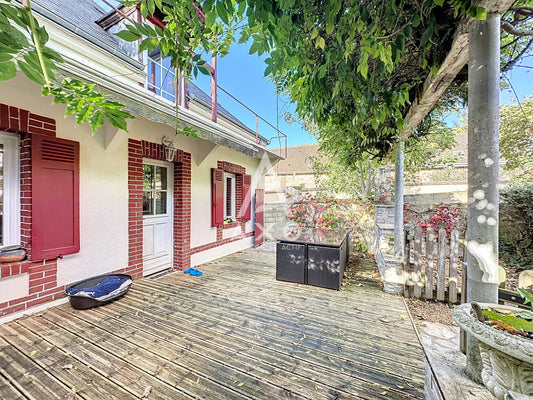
[122,139,144,279]
[20,133,32,256]
[0,104,66,318]
[174,152,192,270]
[0,103,56,137]
[0,260,64,318]
[142,140,184,163]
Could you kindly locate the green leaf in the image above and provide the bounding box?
[420,26,434,47]
[467,6,487,20]
[316,37,325,50]
[0,24,29,49]
[216,1,229,24]
[140,1,148,18]
[75,104,93,126]
[41,46,64,63]
[89,110,105,134]
[65,101,78,116]
[518,288,533,307]
[115,30,142,42]
[0,61,16,81]
[104,110,129,131]
[0,52,13,62]
[147,0,156,15]
[33,25,49,47]
[197,64,212,76]
[17,60,45,85]
[483,310,533,333]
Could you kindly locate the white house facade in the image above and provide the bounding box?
[0,0,280,320]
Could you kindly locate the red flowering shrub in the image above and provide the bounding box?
[403,203,466,238]
[286,193,373,252]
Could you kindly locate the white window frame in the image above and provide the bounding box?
[224,173,236,221]
[0,132,20,246]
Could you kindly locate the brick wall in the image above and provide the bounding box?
[123,139,144,279]
[0,259,64,317]
[174,152,191,270]
[0,104,56,137]
[127,139,193,273]
[0,103,66,318]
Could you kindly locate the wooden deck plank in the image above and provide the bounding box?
[43,307,311,400]
[0,373,27,400]
[0,247,425,399]
[16,313,246,400]
[136,277,422,345]
[74,301,410,400]
[95,299,420,400]
[0,336,68,400]
[127,280,424,380]
[0,323,137,400]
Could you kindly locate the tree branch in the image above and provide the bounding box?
[501,21,533,37]
[502,38,533,73]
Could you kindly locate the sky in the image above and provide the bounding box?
[94,0,532,148]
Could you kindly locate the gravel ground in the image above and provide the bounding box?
[405,297,456,326]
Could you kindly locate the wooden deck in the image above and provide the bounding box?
[0,247,425,400]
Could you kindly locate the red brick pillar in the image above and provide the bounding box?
[127,139,144,278]
[174,152,191,270]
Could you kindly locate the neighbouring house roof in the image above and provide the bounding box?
[28,0,274,157]
[267,143,319,175]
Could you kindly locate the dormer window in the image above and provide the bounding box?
[147,49,176,102]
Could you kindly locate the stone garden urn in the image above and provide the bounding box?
[453,303,533,400]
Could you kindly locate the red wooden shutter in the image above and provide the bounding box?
[211,168,224,227]
[31,134,80,260]
[242,174,252,221]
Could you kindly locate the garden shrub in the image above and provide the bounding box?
[403,203,467,238]
[500,181,533,270]
[286,193,374,253]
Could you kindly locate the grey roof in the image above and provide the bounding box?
[32,0,128,57]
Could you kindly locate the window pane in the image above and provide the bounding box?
[155,191,167,215]
[143,165,154,190]
[155,166,167,190]
[143,191,153,215]
[225,176,232,218]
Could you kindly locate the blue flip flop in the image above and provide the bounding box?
[183,268,193,274]
[190,269,203,276]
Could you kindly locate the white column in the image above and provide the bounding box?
[394,142,404,257]
[466,13,501,381]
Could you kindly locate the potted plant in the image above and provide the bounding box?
[453,289,533,400]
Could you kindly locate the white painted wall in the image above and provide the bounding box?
[1,75,267,302]
[0,274,29,304]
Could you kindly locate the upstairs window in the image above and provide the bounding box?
[0,133,20,246]
[147,49,176,102]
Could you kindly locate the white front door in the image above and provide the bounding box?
[142,160,173,276]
